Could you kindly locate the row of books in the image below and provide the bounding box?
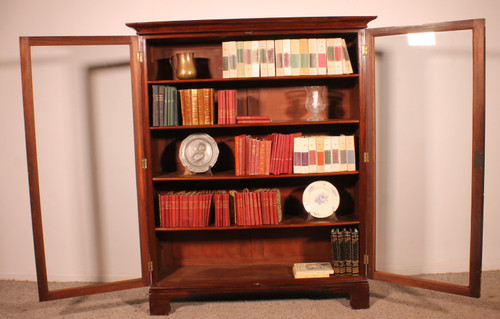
[216,89,237,124]
[151,85,179,127]
[222,38,353,79]
[179,88,215,126]
[158,191,213,228]
[232,188,282,226]
[235,133,301,176]
[293,135,356,174]
[158,188,282,228]
[331,227,359,276]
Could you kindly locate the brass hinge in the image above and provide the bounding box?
[362,45,368,56]
[137,51,143,62]
[363,152,369,163]
[364,254,369,265]
[141,158,148,169]
[148,261,153,272]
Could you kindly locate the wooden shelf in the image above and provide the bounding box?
[148,74,359,85]
[155,214,360,231]
[153,170,359,181]
[150,119,360,131]
[156,263,363,286]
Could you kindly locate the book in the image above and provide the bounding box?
[341,38,354,74]
[228,41,238,78]
[236,41,245,77]
[282,39,292,76]
[346,135,356,171]
[259,40,268,77]
[274,39,284,76]
[293,136,302,173]
[333,38,344,75]
[317,38,327,75]
[338,135,347,171]
[290,39,301,76]
[308,38,318,75]
[323,136,332,172]
[293,262,334,279]
[299,38,309,75]
[266,40,276,77]
[222,41,230,78]
[331,136,340,172]
[307,136,317,173]
[244,41,253,77]
[316,136,325,173]
[251,40,260,77]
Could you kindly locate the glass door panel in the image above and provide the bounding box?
[366,20,485,296]
[20,37,149,300]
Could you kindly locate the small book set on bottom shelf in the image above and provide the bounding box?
[331,226,360,276]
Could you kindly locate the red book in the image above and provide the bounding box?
[222,192,230,226]
[258,140,266,175]
[228,90,237,124]
[244,191,251,226]
[264,140,272,175]
[180,194,189,227]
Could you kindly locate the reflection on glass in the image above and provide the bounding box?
[375,30,473,286]
[31,45,141,287]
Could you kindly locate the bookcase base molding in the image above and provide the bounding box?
[149,280,370,315]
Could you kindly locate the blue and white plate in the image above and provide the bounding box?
[302,181,340,218]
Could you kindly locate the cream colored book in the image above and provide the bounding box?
[293,262,334,279]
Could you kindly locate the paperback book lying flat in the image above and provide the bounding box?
[293,262,334,279]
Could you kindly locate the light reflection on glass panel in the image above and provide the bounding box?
[375,30,472,286]
[31,45,141,287]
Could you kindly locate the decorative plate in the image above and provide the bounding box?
[302,181,340,218]
[179,133,219,173]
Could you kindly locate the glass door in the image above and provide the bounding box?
[365,19,485,297]
[20,36,150,300]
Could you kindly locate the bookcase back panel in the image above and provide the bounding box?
[158,228,333,266]
[148,42,222,81]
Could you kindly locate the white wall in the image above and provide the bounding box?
[1,0,499,281]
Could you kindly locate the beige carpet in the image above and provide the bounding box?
[1,271,499,318]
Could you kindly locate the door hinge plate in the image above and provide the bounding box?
[362,45,368,56]
[141,158,148,169]
[364,152,369,163]
[364,254,369,265]
[148,261,153,272]
[137,51,143,62]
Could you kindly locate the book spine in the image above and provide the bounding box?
[236,41,245,77]
[346,135,356,171]
[299,38,309,75]
[323,136,332,172]
[274,39,284,76]
[307,136,317,173]
[341,38,354,74]
[259,40,268,77]
[317,38,327,75]
[338,135,347,171]
[316,136,325,173]
[308,38,318,75]
[282,39,292,76]
[222,41,230,78]
[266,40,276,77]
[290,39,301,76]
[228,41,238,78]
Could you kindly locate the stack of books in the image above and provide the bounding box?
[293,135,356,174]
[179,88,214,125]
[151,85,179,127]
[331,227,359,276]
[292,262,334,279]
[222,38,353,79]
